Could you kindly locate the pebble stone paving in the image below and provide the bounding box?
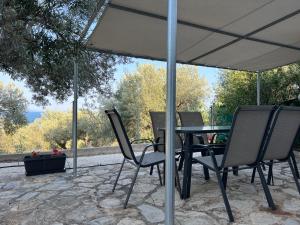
[0,153,300,225]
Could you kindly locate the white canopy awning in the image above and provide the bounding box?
[86,0,300,72]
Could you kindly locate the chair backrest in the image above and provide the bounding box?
[178,111,208,144]
[105,109,136,161]
[221,105,275,168]
[150,112,182,151]
[262,106,300,161]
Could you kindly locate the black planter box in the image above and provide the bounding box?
[24,153,66,176]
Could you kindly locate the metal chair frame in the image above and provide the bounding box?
[105,109,164,208]
[254,106,300,193]
[194,106,277,222]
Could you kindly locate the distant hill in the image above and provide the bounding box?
[25,112,43,123]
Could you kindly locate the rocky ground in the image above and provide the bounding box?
[0,153,299,225]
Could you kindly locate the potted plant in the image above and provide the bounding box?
[23,148,66,176]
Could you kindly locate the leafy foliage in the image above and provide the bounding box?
[0,109,98,153]
[214,64,300,124]
[0,82,27,134]
[0,0,129,104]
[113,64,210,139]
[0,64,210,153]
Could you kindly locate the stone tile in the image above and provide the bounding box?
[88,216,116,225]
[176,211,219,225]
[249,212,283,225]
[17,192,39,201]
[0,153,299,225]
[99,198,122,209]
[65,205,102,223]
[117,218,146,225]
[283,199,300,212]
[283,218,300,225]
[138,204,164,223]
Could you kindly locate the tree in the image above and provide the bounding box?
[114,64,210,139]
[40,110,91,149]
[40,111,72,149]
[10,121,50,153]
[0,82,27,134]
[82,97,116,146]
[214,64,300,124]
[115,73,143,139]
[0,0,129,104]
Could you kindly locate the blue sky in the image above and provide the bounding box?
[0,58,220,111]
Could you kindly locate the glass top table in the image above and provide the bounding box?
[175,125,231,134]
[160,125,231,199]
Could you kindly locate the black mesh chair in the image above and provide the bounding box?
[258,106,300,194]
[178,111,237,178]
[105,109,164,208]
[178,111,209,145]
[149,112,184,169]
[194,106,276,222]
[149,112,183,189]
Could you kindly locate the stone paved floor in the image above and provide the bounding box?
[0,153,300,225]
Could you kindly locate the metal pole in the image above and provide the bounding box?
[72,60,78,176]
[165,0,177,224]
[256,72,261,105]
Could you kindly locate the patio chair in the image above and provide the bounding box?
[149,111,184,173]
[178,111,209,145]
[105,109,164,208]
[258,106,300,194]
[178,111,238,178]
[194,106,276,222]
[251,107,300,185]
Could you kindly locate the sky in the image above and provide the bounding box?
[0,58,220,112]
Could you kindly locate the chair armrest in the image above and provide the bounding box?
[137,143,164,164]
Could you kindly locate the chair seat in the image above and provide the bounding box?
[194,154,224,170]
[136,152,165,167]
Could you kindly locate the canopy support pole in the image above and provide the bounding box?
[165,0,177,224]
[257,72,261,106]
[72,60,78,176]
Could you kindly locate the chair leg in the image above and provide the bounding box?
[124,164,141,209]
[267,160,274,186]
[222,168,228,190]
[257,165,276,210]
[113,158,125,192]
[175,162,182,194]
[163,162,166,185]
[291,152,300,179]
[288,158,300,194]
[157,164,163,186]
[150,165,154,175]
[216,169,234,222]
[232,166,238,176]
[178,155,184,171]
[251,167,256,183]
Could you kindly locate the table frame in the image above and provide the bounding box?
[176,126,231,199]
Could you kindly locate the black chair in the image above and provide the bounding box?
[149,111,184,175]
[105,109,164,208]
[258,106,300,194]
[178,111,237,178]
[178,111,209,144]
[194,106,276,222]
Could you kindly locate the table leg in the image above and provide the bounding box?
[181,133,193,199]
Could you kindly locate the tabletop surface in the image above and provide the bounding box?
[175,125,231,133]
